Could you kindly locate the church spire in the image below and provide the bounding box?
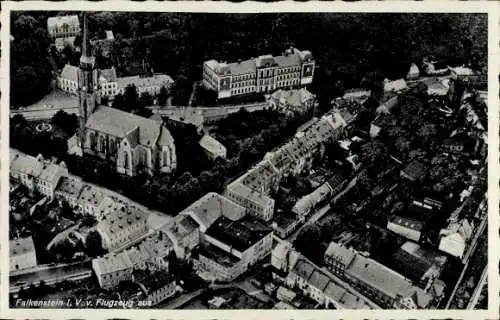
[80,12,95,68]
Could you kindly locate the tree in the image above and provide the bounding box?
[158,85,169,106]
[52,110,78,136]
[123,84,139,111]
[294,223,324,264]
[360,141,387,165]
[85,230,105,257]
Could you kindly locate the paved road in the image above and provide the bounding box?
[10,260,92,292]
[11,107,80,120]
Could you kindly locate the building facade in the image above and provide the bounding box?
[10,150,68,199]
[47,15,81,45]
[96,207,149,251]
[203,48,315,99]
[92,252,134,289]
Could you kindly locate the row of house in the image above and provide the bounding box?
[92,232,172,289]
[57,64,175,100]
[271,242,374,309]
[10,149,69,199]
[323,241,444,309]
[224,111,349,225]
[203,47,315,99]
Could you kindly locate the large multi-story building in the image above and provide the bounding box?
[92,251,134,289]
[74,14,177,177]
[96,206,149,251]
[197,215,273,282]
[203,47,315,99]
[47,15,81,51]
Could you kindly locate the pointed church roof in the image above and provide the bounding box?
[79,12,95,67]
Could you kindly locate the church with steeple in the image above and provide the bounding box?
[75,13,177,176]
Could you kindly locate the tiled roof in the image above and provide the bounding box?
[226,180,274,208]
[77,184,105,207]
[116,74,173,89]
[39,163,65,183]
[401,160,427,180]
[199,135,226,155]
[324,242,356,267]
[389,216,424,232]
[346,254,412,300]
[308,270,330,291]
[162,214,198,242]
[10,152,43,177]
[256,55,277,68]
[60,64,79,83]
[100,67,117,82]
[199,243,241,267]
[93,251,133,275]
[228,59,257,75]
[47,15,80,29]
[10,236,36,257]
[181,192,245,230]
[99,206,149,236]
[291,258,315,280]
[86,106,173,148]
[274,54,302,68]
[205,215,272,253]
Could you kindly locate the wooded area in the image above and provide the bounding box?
[10,12,487,107]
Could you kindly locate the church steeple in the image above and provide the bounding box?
[79,12,95,72]
[78,11,100,151]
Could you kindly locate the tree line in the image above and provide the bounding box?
[11,12,487,108]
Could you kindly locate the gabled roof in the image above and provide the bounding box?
[401,160,427,181]
[181,192,245,230]
[205,215,272,252]
[199,135,226,156]
[47,15,80,29]
[39,163,66,183]
[324,242,357,267]
[389,216,424,232]
[291,258,315,280]
[86,106,173,148]
[60,64,79,83]
[308,270,330,291]
[93,251,132,275]
[10,152,43,177]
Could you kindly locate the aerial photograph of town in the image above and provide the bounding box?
[7,10,488,310]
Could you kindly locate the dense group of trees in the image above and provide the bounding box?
[10,14,54,107]
[112,84,154,117]
[11,12,487,108]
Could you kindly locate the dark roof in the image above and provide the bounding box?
[205,216,272,252]
[291,259,315,280]
[390,215,424,232]
[389,249,431,283]
[401,160,427,180]
[274,211,300,229]
[199,243,241,267]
